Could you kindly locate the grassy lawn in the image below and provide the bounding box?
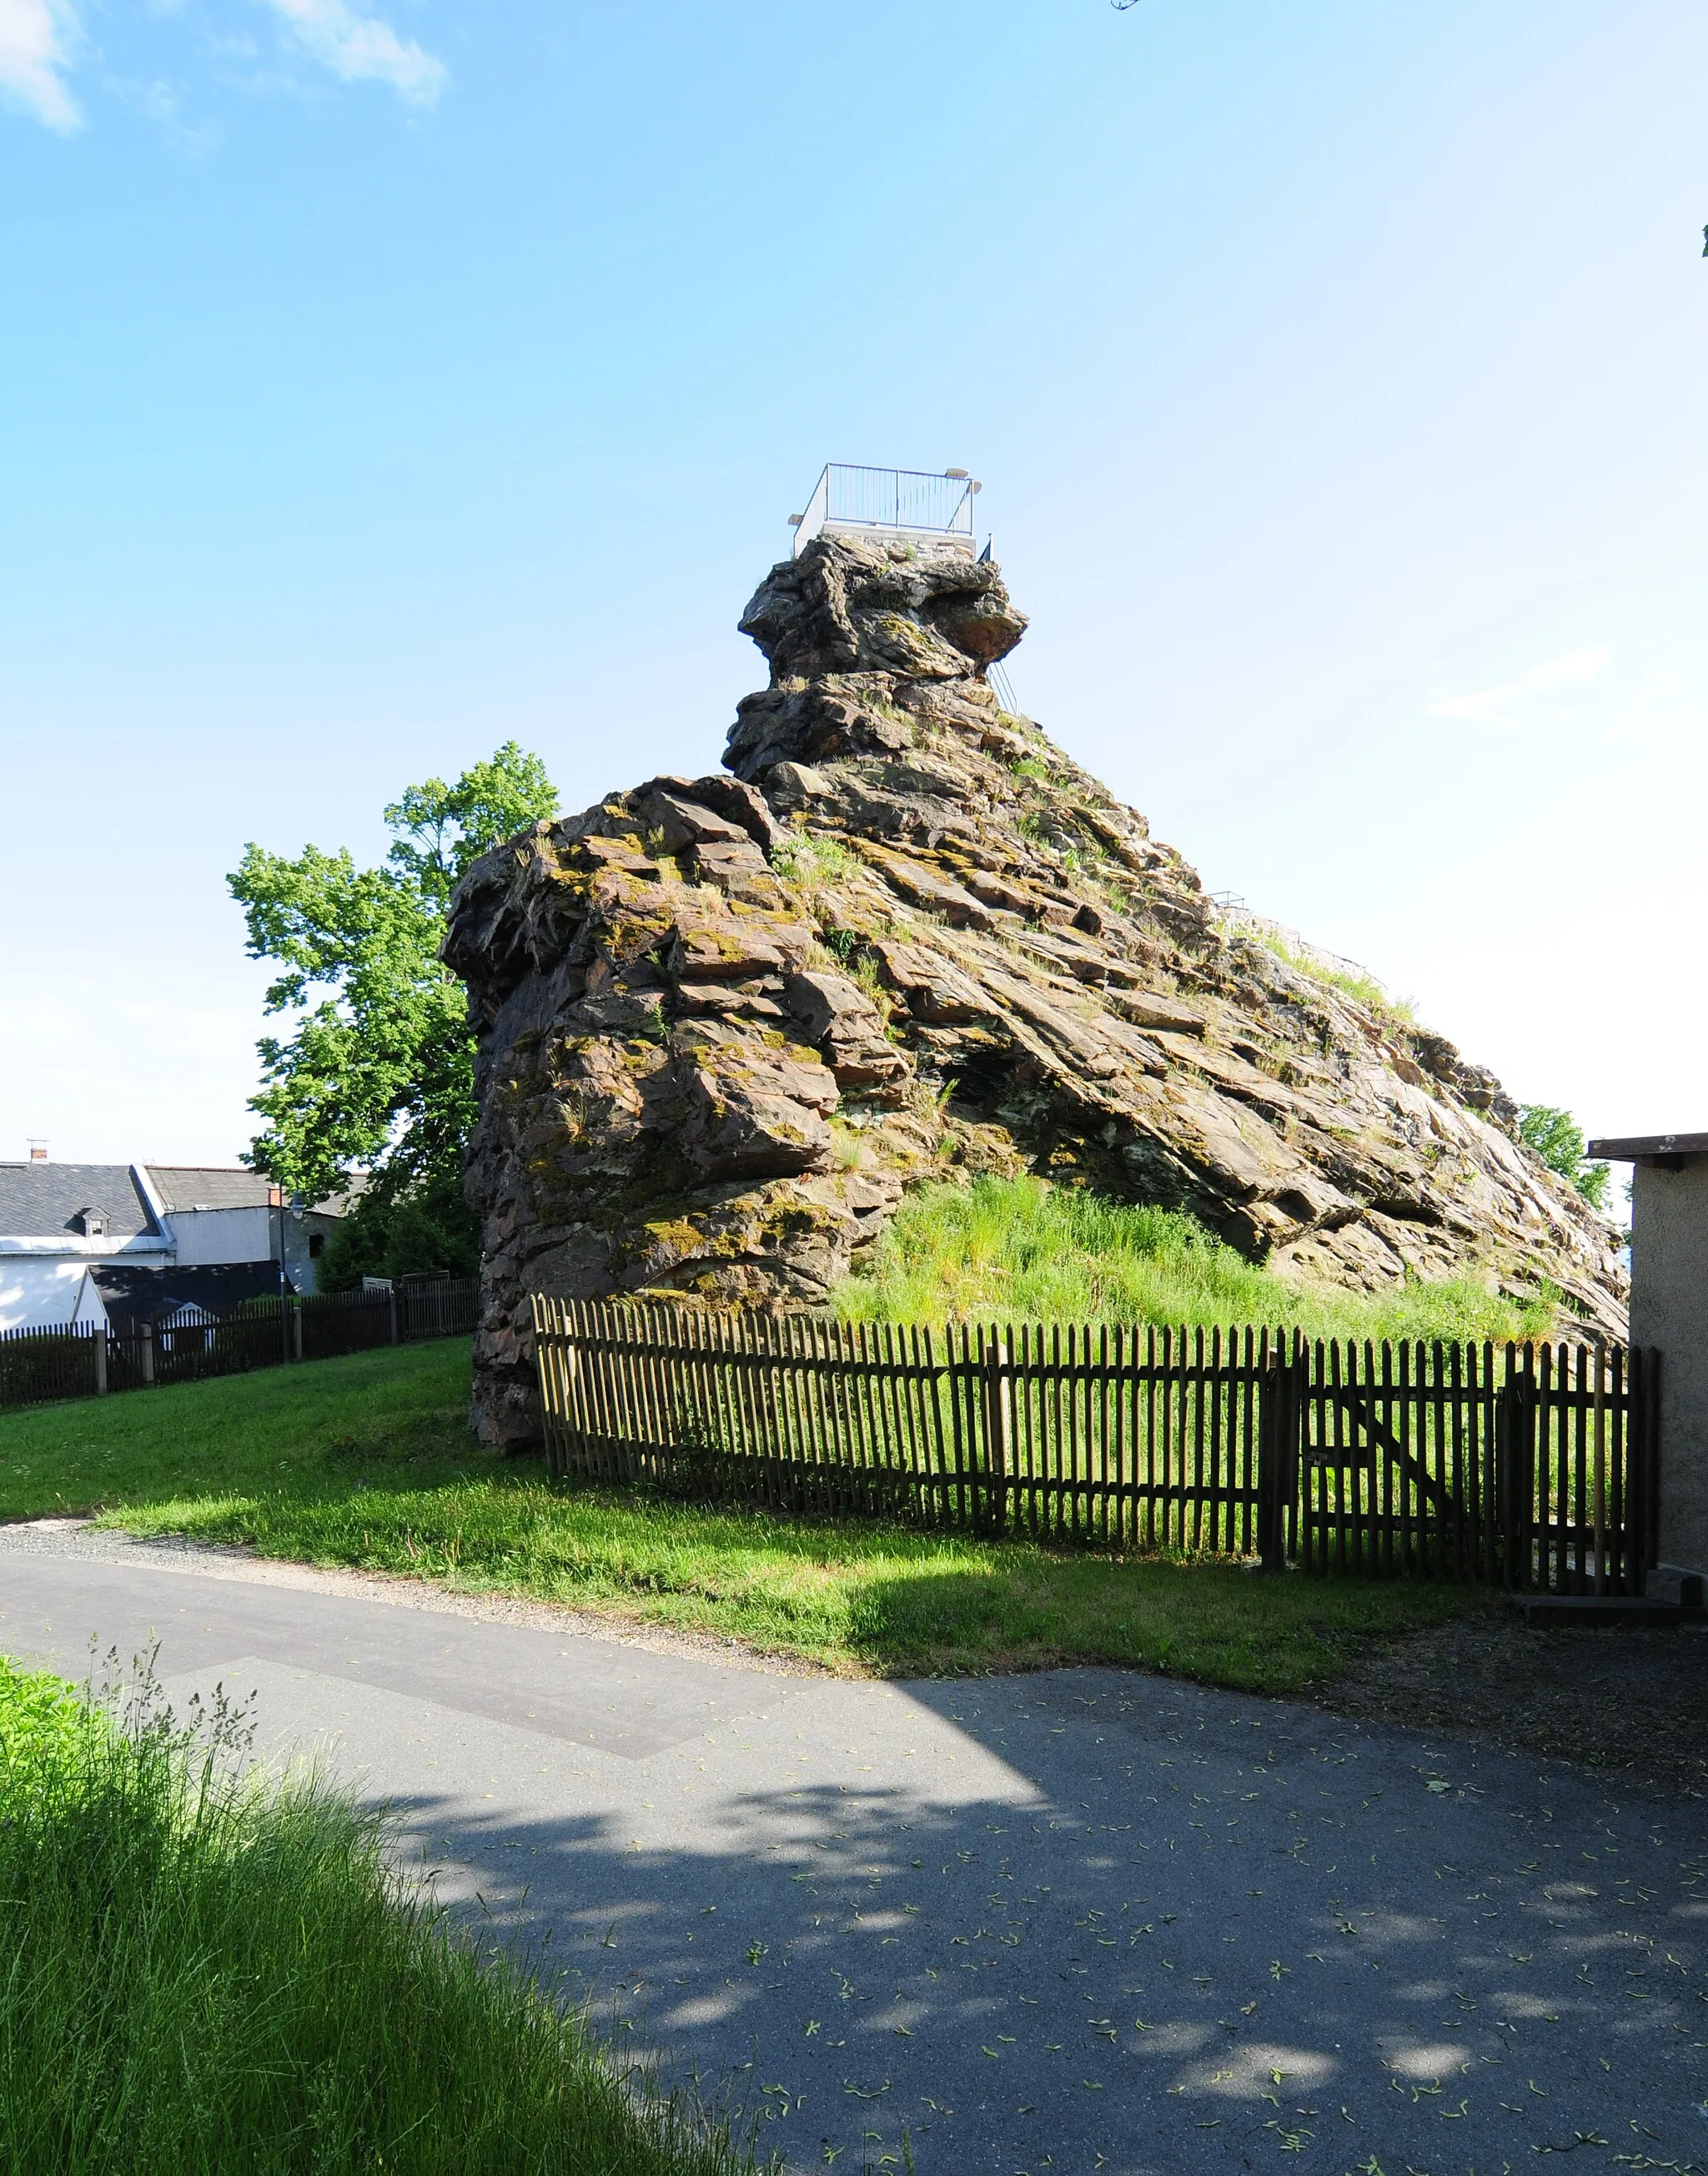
[0,1656,751,2176]
[0,1340,1480,1696]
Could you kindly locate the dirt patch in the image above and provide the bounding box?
[1320,1596,1708,1798]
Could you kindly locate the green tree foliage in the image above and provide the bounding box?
[316,1163,481,1289]
[1516,1103,1611,1212]
[229,744,557,1280]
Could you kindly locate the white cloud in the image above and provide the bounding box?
[262,0,445,106]
[0,0,81,130]
[1429,646,1610,723]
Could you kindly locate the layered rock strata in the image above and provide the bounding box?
[445,536,1626,1445]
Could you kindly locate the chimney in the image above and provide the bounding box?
[28,1140,47,1163]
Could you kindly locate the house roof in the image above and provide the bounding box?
[145,1166,356,1218]
[90,1259,286,1326]
[145,1166,275,1214]
[0,1163,158,1242]
[1586,1133,1708,1165]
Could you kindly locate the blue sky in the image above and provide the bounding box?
[2,0,1704,1175]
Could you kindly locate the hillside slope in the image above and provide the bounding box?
[445,537,1623,1444]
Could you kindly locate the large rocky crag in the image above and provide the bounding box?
[445,537,1626,1445]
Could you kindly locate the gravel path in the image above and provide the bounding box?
[3,1521,1705,2175]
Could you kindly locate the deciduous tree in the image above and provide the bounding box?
[229,743,557,1279]
[1517,1103,1611,1213]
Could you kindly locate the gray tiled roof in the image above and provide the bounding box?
[0,1163,158,1241]
[145,1167,354,1217]
[145,1166,274,1214]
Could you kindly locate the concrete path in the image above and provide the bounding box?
[3,1523,1706,2176]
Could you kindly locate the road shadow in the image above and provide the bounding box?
[368,1669,1708,2175]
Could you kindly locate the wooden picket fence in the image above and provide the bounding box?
[0,1319,105,1408]
[0,1280,481,1413]
[531,1299,1660,1593]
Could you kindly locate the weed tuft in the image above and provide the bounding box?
[770,835,857,889]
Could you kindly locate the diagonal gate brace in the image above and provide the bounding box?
[1319,1385,1464,1524]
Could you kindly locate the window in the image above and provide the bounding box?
[309,1233,324,1259]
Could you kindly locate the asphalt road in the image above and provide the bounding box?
[3,1522,1705,2176]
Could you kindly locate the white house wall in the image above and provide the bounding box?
[170,1205,276,1267]
[0,1259,111,1334]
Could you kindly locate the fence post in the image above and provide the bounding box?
[1289,1339,1307,1565]
[1630,1347,1660,1597]
[981,1333,1009,1538]
[291,1299,304,1363]
[532,1294,576,1478]
[1497,1350,1536,1590]
[140,1320,155,1387]
[1257,1336,1284,1570]
[92,1326,108,1397]
[389,1286,400,1347]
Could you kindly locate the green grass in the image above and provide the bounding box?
[832,1174,1557,1344]
[0,1340,476,1523]
[1244,922,1419,1024]
[0,1652,85,1763]
[0,1656,751,2176]
[0,1343,1478,1696]
[768,833,858,887]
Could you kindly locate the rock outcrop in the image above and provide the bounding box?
[445,536,1626,1445]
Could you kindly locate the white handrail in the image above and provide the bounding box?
[791,464,978,556]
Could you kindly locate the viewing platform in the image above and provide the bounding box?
[789,463,982,559]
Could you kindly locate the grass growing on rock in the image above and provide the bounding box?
[1235,920,1419,1025]
[0,1653,751,2176]
[0,1344,1475,1696]
[831,1174,1558,1344]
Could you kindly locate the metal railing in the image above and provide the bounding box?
[791,464,977,556]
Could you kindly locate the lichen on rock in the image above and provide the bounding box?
[445,535,1626,1445]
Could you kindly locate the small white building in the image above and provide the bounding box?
[0,1153,346,1334]
[1589,1129,1708,1592]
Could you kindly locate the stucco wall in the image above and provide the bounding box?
[171,1204,275,1267]
[1631,1158,1708,1576]
[0,1258,109,1333]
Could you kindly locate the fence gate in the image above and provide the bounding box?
[1289,1339,1656,1595]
